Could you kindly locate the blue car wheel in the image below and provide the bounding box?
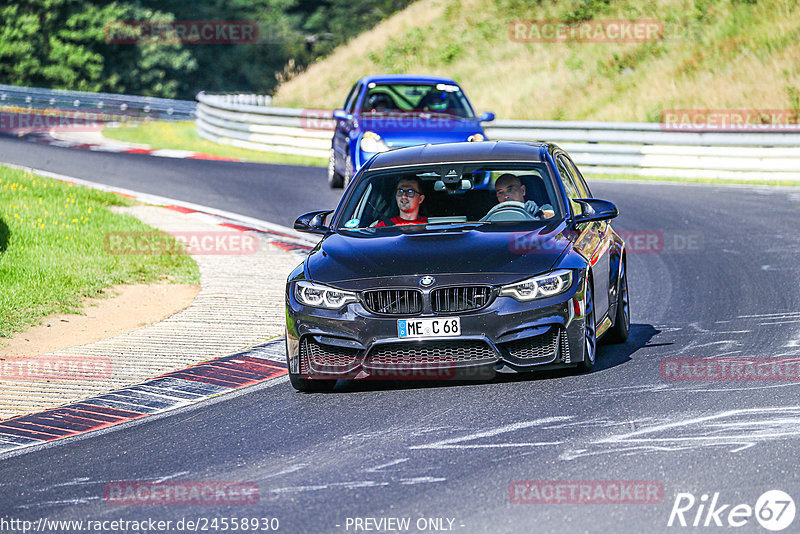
[343,152,354,188]
[328,147,343,188]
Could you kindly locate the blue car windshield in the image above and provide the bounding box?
[336,164,562,232]
[361,83,475,119]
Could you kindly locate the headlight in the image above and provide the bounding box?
[295,281,357,309]
[360,131,389,153]
[499,270,573,301]
[467,133,485,142]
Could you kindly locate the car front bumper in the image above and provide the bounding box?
[286,273,590,381]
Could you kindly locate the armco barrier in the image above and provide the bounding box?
[196,92,331,158]
[0,83,195,121]
[196,92,800,180]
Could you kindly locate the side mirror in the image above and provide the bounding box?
[571,199,618,224]
[479,112,495,122]
[294,210,334,235]
[332,109,350,121]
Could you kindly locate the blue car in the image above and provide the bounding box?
[328,74,495,188]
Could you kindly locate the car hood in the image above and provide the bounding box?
[358,116,484,147]
[305,224,572,289]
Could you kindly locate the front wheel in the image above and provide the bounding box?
[605,261,630,344]
[327,147,343,188]
[287,336,337,392]
[577,280,597,373]
[288,372,337,393]
[343,153,354,189]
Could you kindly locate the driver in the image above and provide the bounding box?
[375,177,428,226]
[494,174,555,219]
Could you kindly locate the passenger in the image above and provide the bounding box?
[375,177,428,226]
[494,173,555,219]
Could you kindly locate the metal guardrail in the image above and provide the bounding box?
[0,83,195,121]
[195,92,331,158]
[196,91,800,180]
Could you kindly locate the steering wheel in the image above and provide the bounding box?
[480,201,534,222]
[366,200,394,227]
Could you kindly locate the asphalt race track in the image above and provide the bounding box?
[0,135,342,227]
[2,136,800,533]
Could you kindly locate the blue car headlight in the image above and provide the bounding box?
[468,133,485,142]
[360,131,389,153]
[295,281,358,309]
[499,270,573,301]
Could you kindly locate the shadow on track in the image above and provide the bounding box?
[310,323,661,394]
[594,323,663,372]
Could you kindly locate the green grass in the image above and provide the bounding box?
[0,166,199,338]
[104,121,327,167]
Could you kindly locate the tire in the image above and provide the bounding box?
[287,336,337,392]
[605,260,630,344]
[577,280,597,373]
[327,147,343,188]
[343,152,354,189]
[288,372,337,393]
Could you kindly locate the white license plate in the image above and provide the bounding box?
[398,317,461,339]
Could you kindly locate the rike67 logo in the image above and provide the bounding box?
[668,490,796,531]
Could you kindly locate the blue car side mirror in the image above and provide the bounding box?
[479,112,495,122]
[332,109,350,121]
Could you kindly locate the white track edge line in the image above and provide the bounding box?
[0,160,319,247]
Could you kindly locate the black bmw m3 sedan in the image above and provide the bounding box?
[286,141,629,392]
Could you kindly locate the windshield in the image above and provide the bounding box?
[360,83,475,119]
[335,163,562,232]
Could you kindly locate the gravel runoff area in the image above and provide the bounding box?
[0,205,302,420]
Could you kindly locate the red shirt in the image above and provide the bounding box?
[375,216,428,227]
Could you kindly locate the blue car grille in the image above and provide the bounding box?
[431,286,492,313]
[362,289,422,315]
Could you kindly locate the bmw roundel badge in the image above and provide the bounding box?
[419,275,435,287]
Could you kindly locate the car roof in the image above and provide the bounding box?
[365,141,551,170]
[357,74,460,86]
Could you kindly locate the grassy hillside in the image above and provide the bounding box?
[272,0,800,122]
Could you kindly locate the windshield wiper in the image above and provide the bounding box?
[418,111,470,121]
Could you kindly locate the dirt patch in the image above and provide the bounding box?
[0,282,200,359]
